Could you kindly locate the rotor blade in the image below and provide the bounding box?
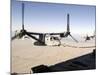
[22,25,24,30]
[69,34,78,43]
[22,3,26,31]
[11,33,20,40]
[25,32,44,44]
[12,3,25,41]
[22,3,24,28]
[67,14,70,32]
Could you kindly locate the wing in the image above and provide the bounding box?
[47,32,64,35]
[25,32,45,44]
[27,32,64,35]
[11,33,20,40]
[27,32,44,35]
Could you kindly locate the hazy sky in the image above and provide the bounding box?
[11,0,96,35]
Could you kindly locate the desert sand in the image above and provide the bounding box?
[11,38,95,73]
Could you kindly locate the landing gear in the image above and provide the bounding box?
[34,41,46,46]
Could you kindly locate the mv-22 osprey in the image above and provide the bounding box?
[12,3,78,46]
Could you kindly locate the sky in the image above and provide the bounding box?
[11,0,96,35]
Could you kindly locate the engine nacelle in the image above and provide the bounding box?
[60,33,65,37]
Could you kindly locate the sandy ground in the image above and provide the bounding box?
[11,38,95,73]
